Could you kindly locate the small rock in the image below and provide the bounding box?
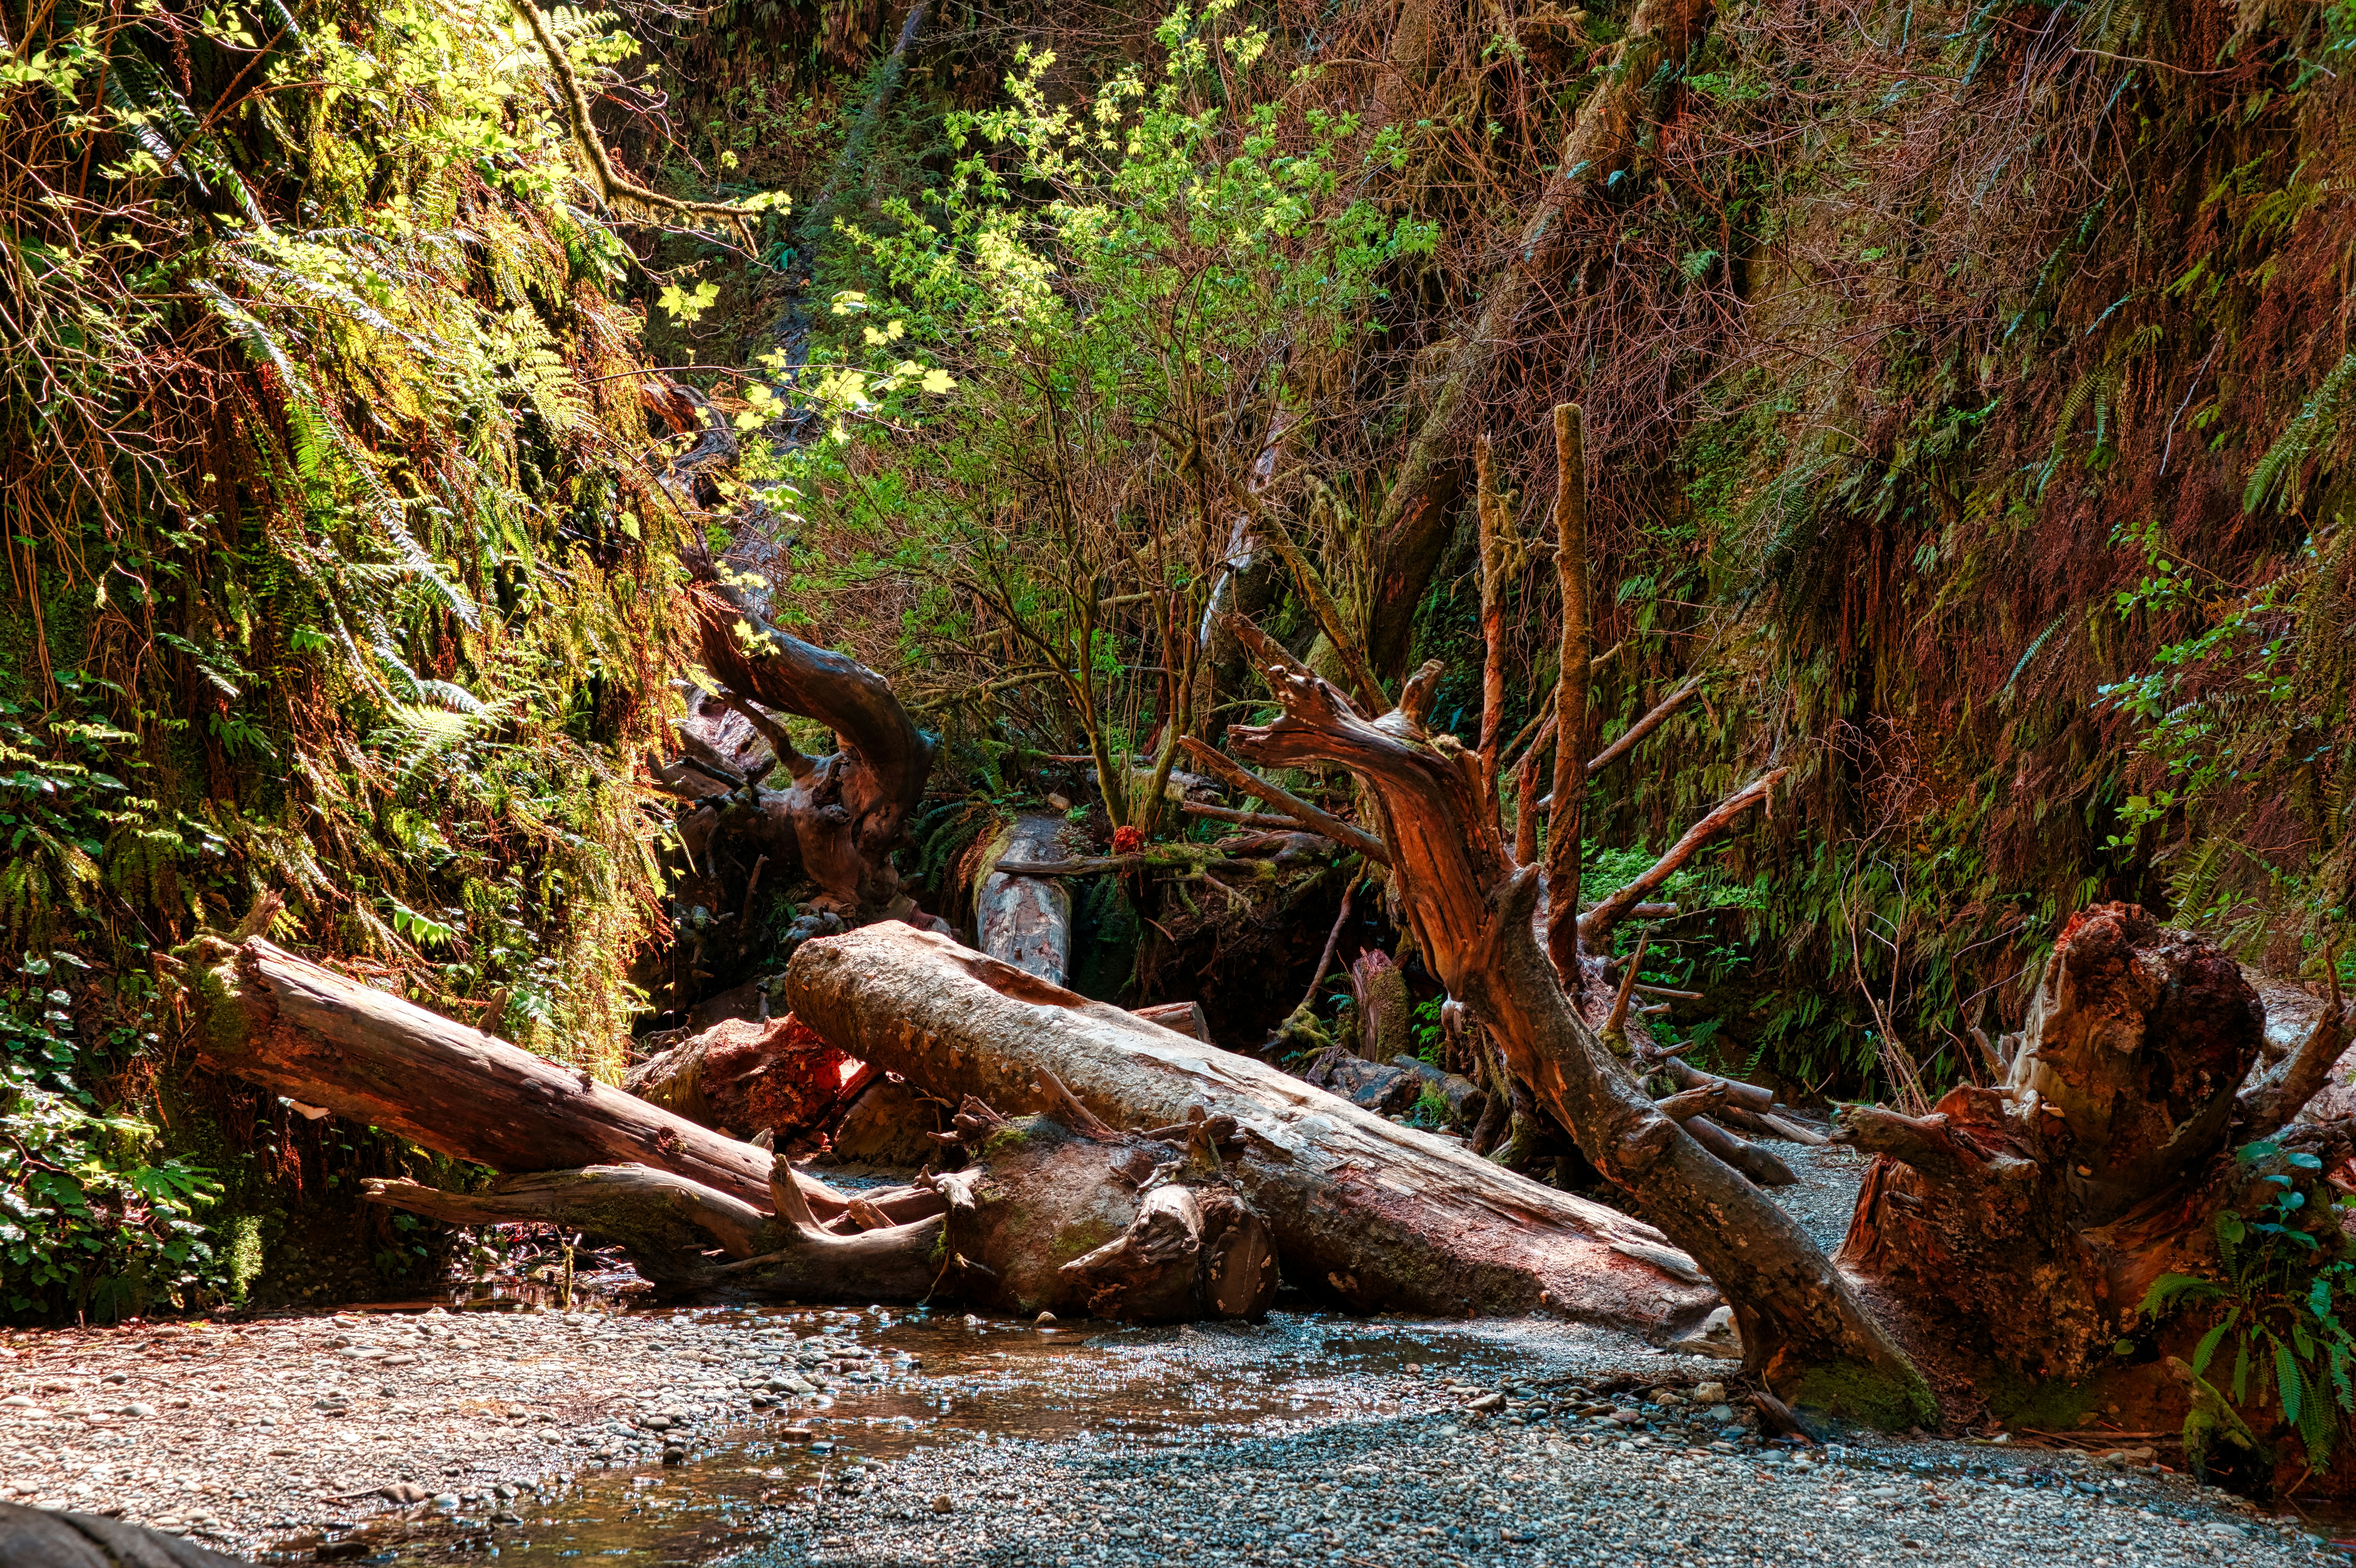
[1670,1304,1744,1360]
[931,1495,955,1514]
[432,1493,460,1510]
[1465,1393,1506,1413]
[1691,1381,1727,1404]
[125,1402,157,1418]
[379,1481,432,1505]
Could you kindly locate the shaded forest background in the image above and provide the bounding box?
[1,0,2351,1320]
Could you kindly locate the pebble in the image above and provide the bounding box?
[0,1303,851,1552]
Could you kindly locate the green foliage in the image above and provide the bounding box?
[1,0,696,1314]
[2134,1140,2356,1468]
[1,953,222,1320]
[784,0,1434,823]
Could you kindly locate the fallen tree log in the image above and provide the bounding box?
[784,922,1722,1331]
[178,933,916,1224]
[973,813,1077,984]
[362,1085,1278,1322]
[183,929,1275,1323]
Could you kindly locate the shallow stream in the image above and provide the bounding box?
[253,1307,1489,1566]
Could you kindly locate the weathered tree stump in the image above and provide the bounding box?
[1835,903,2356,1388]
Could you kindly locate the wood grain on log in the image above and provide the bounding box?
[1834,905,2291,1384]
[184,935,860,1219]
[784,923,1719,1330]
[364,1167,768,1289]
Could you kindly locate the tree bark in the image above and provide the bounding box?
[783,921,1723,1332]
[179,934,897,1223]
[1545,404,1590,983]
[973,813,1076,984]
[930,1094,1280,1323]
[1227,663,1932,1420]
[677,562,934,917]
[1835,903,2355,1387]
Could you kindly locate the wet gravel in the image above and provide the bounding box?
[756,1318,2332,1568]
[1765,1136,1876,1254]
[0,1302,868,1551]
[0,1145,2343,1568]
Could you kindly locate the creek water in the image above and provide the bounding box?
[253,1308,1487,1566]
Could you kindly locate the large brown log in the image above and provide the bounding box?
[179,934,877,1221]
[784,922,1721,1332]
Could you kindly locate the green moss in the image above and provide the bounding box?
[225,1214,265,1308]
[1051,1216,1118,1262]
[1789,1362,1940,1433]
[1982,1368,2102,1432]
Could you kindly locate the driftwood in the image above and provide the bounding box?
[181,932,1277,1322]
[784,922,1721,1331]
[1225,653,1931,1416]
[363,1083,1277,1322]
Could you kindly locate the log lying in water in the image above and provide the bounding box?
[784,921,1719,1331]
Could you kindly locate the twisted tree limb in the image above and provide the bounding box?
[1228,659,1929,1416]
[511,0,759,245]
[1178,734,1389,864]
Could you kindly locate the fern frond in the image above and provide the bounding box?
[2247,350,2356,513]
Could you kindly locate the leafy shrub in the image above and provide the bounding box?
[2136,1139,2356,1468]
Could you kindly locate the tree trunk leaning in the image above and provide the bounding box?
[1226,659,1934,1423]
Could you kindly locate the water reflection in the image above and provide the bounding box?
[256,1311,1457,1566]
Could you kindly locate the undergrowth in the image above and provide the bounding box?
[0,0,700,1318]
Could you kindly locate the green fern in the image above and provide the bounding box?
[2135,1140,2356,1470]
[2246,351,2356,513]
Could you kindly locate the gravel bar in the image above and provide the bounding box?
[0,1306,2341,1567]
